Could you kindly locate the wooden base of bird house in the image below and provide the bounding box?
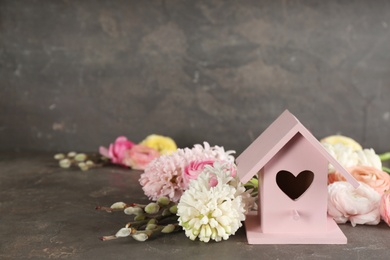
[244,213,347,244]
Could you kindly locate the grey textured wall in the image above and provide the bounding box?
[1,0,389,153]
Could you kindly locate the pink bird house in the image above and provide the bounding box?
[236,110,359,244]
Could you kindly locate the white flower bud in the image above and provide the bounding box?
[75,153,87,162]
[86,160,94,166]
[54,153,65,160]
[157,196,170,206]
[78,162,88,171]
[59,159,71,168]
[162,209,172,216]
[110,202,126,209]
[145,203,160,214]
[124,206,143,216]
[132,232,149,242]
[67,151,77,157]
[161,224,175,233]
[134,215,145,221]
[115,228,131,237]
[147,219,157,225]
[169,205,177,214]
[145,224,157,230]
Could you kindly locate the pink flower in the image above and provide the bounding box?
[183,160,215,188]
[123,145,160,170]
[139,142,236,202]
[328,181,381,226]
[380,190,390,226]
[99,136,134,166]
[328,166,390,195]
[140,152,187,202]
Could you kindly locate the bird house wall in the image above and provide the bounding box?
[260,133,328,234]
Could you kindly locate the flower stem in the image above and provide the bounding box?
[100,235,118,241]
[379,152,390,161]
[95,206,124,212]
[98,198,179,242]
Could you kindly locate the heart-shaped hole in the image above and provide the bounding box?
[276,170,314,201]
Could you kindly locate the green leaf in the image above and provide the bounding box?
[379,152,390,161]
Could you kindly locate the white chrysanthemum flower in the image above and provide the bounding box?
[201,162,255,213]
[177,162,250,243]
[323,143,382,173]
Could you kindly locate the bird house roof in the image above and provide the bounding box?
[236,110,360,186]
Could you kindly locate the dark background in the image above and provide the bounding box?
[1,0,389,153]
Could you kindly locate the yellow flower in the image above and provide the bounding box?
[321,135,362,151]
[140,134,177,155]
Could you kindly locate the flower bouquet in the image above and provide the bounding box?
[321,135,390,227]
[56,134,390,243]
[54,134,177,171]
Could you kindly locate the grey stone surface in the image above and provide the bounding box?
[0,0,389,153]
[0,153,389,259]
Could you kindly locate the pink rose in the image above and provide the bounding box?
[99,136,134,166]
[328,166,390,195]
[328,181,381,226]
[380,190,390,226]
[183,160,215,188]
[123,145,160,170]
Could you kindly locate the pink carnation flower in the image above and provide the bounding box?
[183,160,215,188]
[123,145,160,170]
[380,190,390,226]
[139,142,235,202]
[99,136,134,166]
[328,181,381,226]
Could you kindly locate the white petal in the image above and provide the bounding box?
[132,232,148,242]
[115,228,131,237]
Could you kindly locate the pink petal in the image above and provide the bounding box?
[99,146,110,158]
